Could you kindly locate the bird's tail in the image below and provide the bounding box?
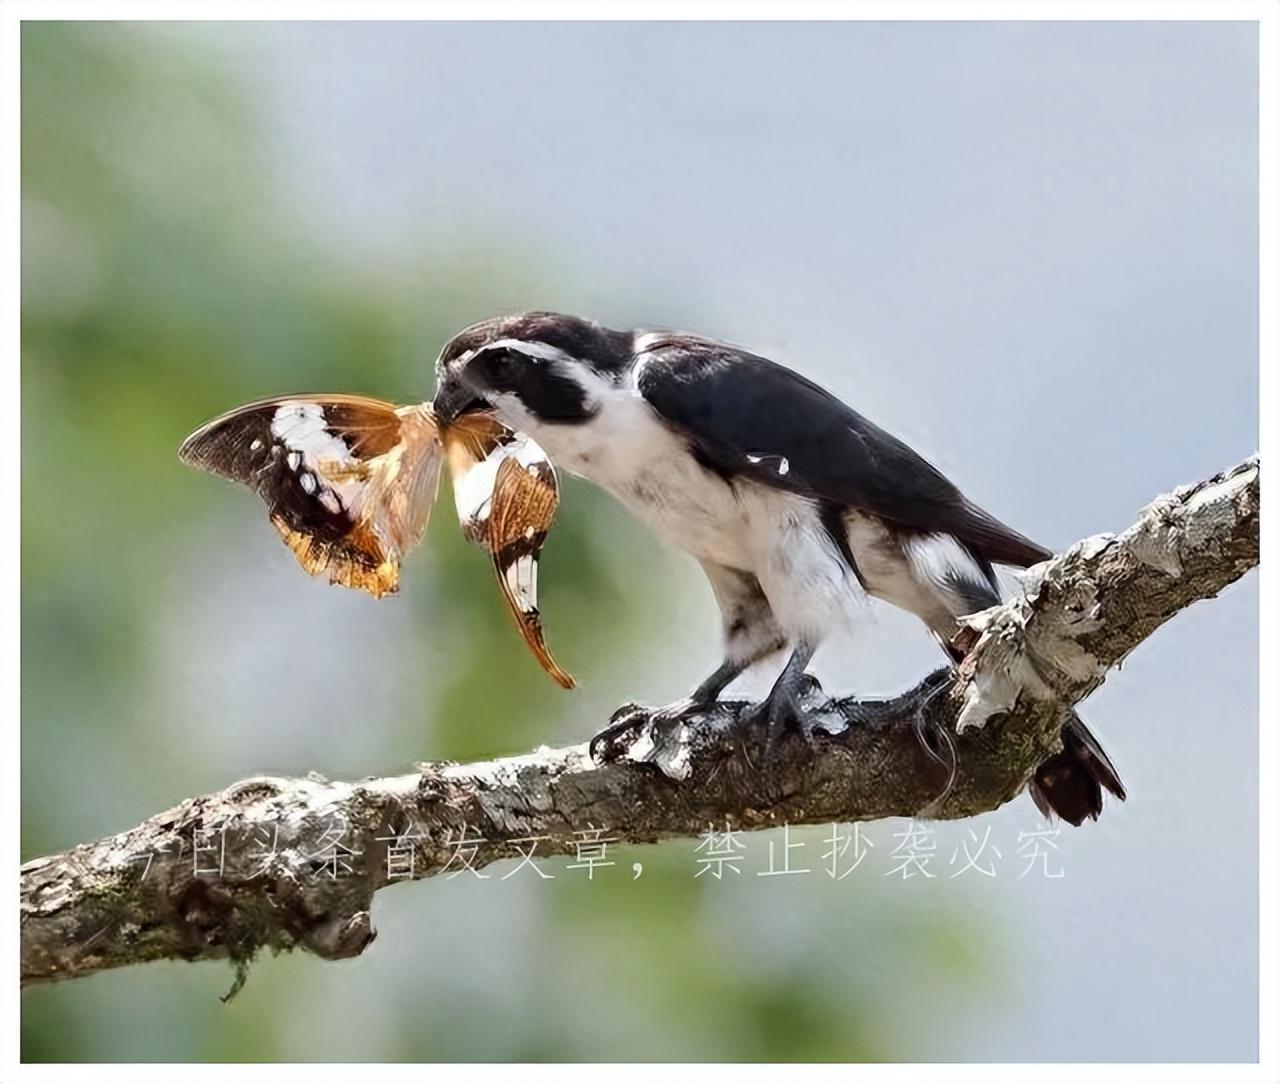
[1028,710,1126,826]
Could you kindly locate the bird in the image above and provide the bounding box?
[431,311,1125,825]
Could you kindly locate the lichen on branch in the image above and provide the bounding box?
[19,457,1259,992]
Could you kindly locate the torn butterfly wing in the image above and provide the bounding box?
[179,394,443,597]
[444,416,575,689]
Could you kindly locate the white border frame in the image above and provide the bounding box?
[3,3,1275,1082]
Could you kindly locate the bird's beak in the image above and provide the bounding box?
[433,379,487,425]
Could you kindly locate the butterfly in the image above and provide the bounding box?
[179,393,574,688]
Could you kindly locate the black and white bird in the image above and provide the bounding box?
[432,311,1124,825]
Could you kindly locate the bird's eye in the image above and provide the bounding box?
[483,348,522,387]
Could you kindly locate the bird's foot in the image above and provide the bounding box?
[745,673,825,758]
[588,696,710,764]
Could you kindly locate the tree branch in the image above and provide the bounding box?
[20,457,1260,992]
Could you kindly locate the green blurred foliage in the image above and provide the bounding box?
[21,23,998,1062]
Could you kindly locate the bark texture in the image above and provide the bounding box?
[20,457,1260,992]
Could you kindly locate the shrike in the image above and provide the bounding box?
[432,311,1124,824]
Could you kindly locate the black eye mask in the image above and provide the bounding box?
[477,348,598,423]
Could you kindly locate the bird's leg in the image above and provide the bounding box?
[588,657,749,762]
[747,641,818,757]
[687,657,749,707]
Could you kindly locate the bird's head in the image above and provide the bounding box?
[433,311,634,430]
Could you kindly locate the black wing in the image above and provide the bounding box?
[635,335,1050,568]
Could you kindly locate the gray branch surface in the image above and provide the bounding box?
[20,457,1260,992]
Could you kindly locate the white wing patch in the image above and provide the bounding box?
[451,431,547,533]
[452,449,501,528]
[270,402,355,466]
[503,553,538,614]
[269,401,367,517]
[747,452,790,476]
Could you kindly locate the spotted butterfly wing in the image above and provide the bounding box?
[445,416,575,689]
[179,394,443,598]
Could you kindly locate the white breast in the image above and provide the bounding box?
[515,385,759,568]
[486,372,868,646]
[491,377,761,563]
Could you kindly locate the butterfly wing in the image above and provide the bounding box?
[444,416,575,689]
[443,413,509,546]
[486,454,574,690]
[179,394,443,597]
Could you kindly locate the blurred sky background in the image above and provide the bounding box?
[21,20,1258,1063]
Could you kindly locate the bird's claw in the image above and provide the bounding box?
[745,689,807,760]
[742,673,828,760]
[588,703,645,763]
[791,672,826,704]
[588,697,705,764]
